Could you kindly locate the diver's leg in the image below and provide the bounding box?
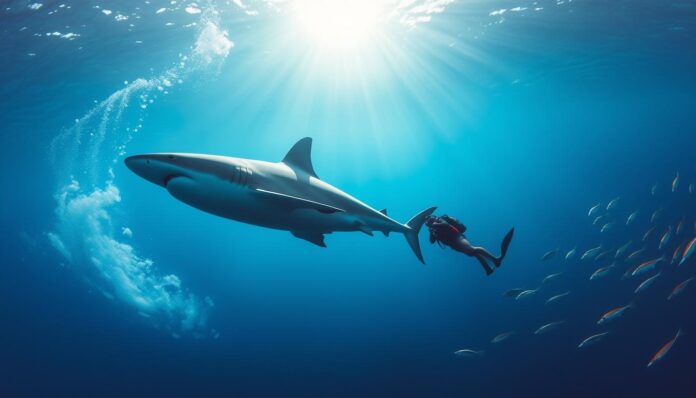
[472,247,501,267]
[448,239,493,275]
[448,238,473,255]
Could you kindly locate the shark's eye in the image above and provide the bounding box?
[168,155,176,160]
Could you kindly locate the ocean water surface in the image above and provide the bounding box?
[2,0,696,397]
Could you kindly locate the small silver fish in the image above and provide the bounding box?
[541,249,560,261]
[651,183,658,195]
[634,272,661,294]
[658,226,672,250]
[689,182,694,194]
[626,211,639,226]
[650,208,662,223]
[581,245,602,260]
[672,173,679,192]
[600,222,614,233]
[590,264,614,280]
[667,277,694,300]
[516,289,538,300]
[565,247,577,260]
[595,250,614,262]
[491,331,515,344]
[454,349,484,358]
[676,219,684,236]
[643,226,656,241]
[627,247,645,260]
[578,332,609,349]
[588,203,602,217]
[606,197,620,211]
[647,329,682,367]
[632,257,664,277]
[542,272,562,284]
[593,215,605,226]
[534,321,565,335]
[679,237,696,266]
[545,291,570,305]
[597,304,633,324]
[615,241,632,258]
[672,245,683,264]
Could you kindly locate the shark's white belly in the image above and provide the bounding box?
[165,174,381,234]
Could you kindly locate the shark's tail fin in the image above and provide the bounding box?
[404,206,437,264]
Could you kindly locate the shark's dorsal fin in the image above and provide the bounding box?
[282,137,318,178]
[380,208,388,215]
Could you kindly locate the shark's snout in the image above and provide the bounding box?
[125,154,185,187]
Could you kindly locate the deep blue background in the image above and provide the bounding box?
[2,1,696,397]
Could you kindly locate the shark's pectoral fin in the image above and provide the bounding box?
[255,188,344,214]
[291,231,327,247]
[355,222,374,236]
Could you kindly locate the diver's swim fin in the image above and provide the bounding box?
[494,228,515,267]
[499,228,515,262]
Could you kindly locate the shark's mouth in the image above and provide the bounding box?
[163,174,181,187]
[163,174,192,187]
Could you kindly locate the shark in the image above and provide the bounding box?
[125,137,436,262]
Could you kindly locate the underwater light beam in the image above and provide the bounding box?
[291,0,384,51]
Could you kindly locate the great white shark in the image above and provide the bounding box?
[125,138,436,263]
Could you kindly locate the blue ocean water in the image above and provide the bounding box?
[2,0,696,396]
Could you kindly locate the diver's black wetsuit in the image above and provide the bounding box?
[427,215,514,276]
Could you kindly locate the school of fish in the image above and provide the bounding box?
[455,171,694,369]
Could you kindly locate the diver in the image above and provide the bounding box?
[425,214,514,276]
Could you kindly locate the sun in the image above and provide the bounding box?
[291,0,384,51]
